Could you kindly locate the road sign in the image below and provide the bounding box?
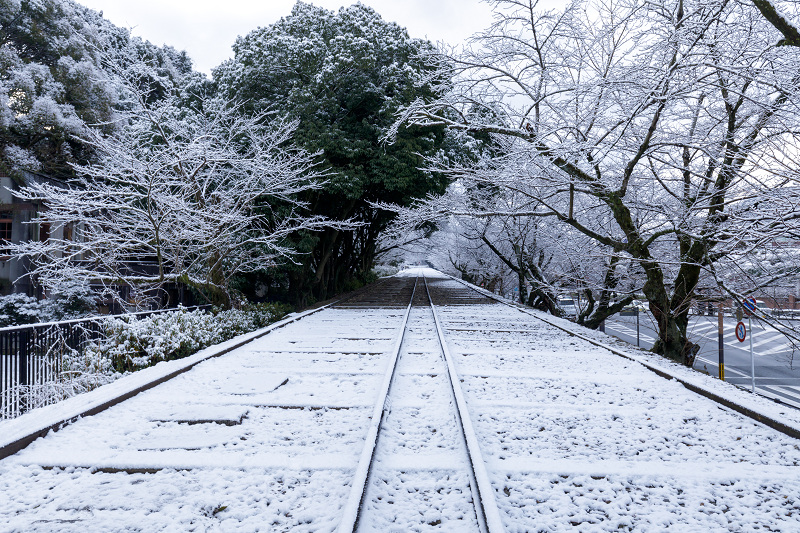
[743,297,757,316]
[735,321,747,342]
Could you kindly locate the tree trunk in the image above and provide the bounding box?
[641,266,699,366]
[651,309,698,366]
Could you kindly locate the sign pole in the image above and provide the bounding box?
[718,303,724,380]
[749,315,755,393]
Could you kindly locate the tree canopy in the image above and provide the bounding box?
[395,0,800,364]
[10,54,337,308]
[0,0,191,178]
[214,2,450,303]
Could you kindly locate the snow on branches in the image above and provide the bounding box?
[390,0,800,364]
[9,60,346,308]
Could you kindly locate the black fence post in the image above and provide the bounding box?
[18,329,28,413]
[18,330,28,387]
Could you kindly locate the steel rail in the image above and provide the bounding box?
[422,273,506,533]
[336,275,419,533]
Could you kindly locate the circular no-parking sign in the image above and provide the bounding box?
[735,321,747,342]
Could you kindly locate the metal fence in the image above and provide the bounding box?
[0,306,209,419]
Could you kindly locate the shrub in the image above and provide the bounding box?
[3,302,292,419]
[87,302,292,373]
[0,293,45,327]
[0,280,97,327]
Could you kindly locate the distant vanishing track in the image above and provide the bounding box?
[335,272,505,532]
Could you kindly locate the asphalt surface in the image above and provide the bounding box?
[605,312,800,409]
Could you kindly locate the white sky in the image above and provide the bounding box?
[74,0,496,75]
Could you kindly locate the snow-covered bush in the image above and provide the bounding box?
[0,293,45,326]
[372,264,400,277]
[0,280,97,327]
[43,279,98,320]
[87,303,291,373]
[3,302,290,418]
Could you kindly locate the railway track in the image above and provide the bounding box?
[2,268,800,532]
[338,273,503,532]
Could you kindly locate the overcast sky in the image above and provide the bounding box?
[75,0,496,75]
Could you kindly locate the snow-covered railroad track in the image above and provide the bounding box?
[422,271,800,531]
[341,273,502,532]
[2,268,800,531]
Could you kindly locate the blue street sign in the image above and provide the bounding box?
[735,321,747,342]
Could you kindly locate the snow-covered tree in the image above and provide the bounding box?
[396,0,800,365]
[752,0,800,45]
[213,2,450,304]
[0,0,191,177]
[9,59,338,308]
[379,177,637,326]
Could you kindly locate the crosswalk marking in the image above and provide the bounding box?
[690,323,716,334]
[758,385,800,409]
[608,318,798,360]
[751,334,785,349]
[687,323,793,355]
[605,323,656,343]
[762,344,795,356]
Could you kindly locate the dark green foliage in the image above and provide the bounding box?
[0,0,193,178]
[214,2,449,304]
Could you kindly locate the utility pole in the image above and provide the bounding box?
[718,302,724,380]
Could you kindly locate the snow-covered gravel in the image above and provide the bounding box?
[356,288,480,531]
[0,268,799,532]
[0,303,406,532]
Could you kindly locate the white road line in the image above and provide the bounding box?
[617,323,790,357]
[758,386,800,409]
[695,357,750,378]
[690,323,716,334]
[692,329,755,350]
[751,334,785,349]
[776,386,800,402]
[762,344,795,356]
[605,324,655,343]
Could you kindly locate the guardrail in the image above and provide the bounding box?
[0,306,209,419]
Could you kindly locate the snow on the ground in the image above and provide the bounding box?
[0,268,798,532]
[0,306,325,450]
[427,273,800,531]
[449,270,800,430]
[356,291,480,531]
[0,306,405,532]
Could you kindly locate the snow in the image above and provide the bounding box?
[450,272,800,432]
[0,268,799,531]
[355,287,482,531]
[0,305,326,456]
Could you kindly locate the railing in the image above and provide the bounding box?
[0,306,210,419]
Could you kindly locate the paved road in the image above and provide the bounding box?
[605,313,800,408]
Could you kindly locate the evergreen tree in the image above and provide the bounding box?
[214,2,449,304]
[0,0,192,178]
